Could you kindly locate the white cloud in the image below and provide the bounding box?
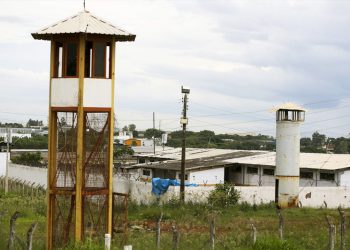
[0,0,350,137]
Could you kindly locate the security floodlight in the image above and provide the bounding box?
[181,86,190,94]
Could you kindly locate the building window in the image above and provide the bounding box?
[139,158,145,164]
[263,168,274,176]
[178,173,188,181]
[247,167,258,174]
[143,169,151,176]
[232,166,242,173]
[320,172,335,181]
[300,171,313,179]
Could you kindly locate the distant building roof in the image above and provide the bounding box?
[135,147,257,160]
[128,150,261,171]
[32,10,136,41]
[132,147,350,172]
[225,152,350,171]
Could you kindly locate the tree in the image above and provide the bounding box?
[208,183,240,207]
[144,128,164,139]
[0,122,23,128]
[301,137,312,148]
[26,119,43,128]
[128,124,136,132]
[312,131,326,148]
[334,139,349,154]
[122,125,128,132]
[11,152,43,167]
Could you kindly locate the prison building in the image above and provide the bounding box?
[124,147,350,187]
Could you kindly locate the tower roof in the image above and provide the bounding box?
[31,10,136,41]
[272,102,306,112]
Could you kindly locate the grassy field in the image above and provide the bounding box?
[0,190,348,250]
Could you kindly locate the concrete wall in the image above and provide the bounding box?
[0,152,7,176]
[340,170,350,186]
[8,163,47,187]
[7,164,350,208]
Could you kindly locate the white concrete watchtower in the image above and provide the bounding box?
[274,103,305,208]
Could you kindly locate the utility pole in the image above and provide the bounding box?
[153,112,156,155]
[5,127,11,194]
[180,86,190,202]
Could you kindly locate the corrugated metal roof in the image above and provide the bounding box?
[129,151,261,171]
[225,152,350,170]
[32,11,135,41]
[135,147,254,160]
[134,147,350,171]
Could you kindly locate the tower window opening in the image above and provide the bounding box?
[54,41,78,78]
[84,41,111,79]
[106,44,111,78]
[276,110,305,122]
[85,41,93,78]
[65,42,78,77]
[94,42,106,78]
[54,42,63,78]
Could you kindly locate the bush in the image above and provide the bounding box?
[11,152,43,167]
[208,183,240,207]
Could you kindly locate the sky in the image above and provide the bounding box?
[1,0,350,137]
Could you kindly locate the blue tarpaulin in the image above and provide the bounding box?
[151,178,198,196]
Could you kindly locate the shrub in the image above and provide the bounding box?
[208,183,240,207]
[11,152,43,167]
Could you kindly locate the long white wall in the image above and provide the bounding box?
[7,164,350,208]
[8,163,47,187]
[0,152,7,176]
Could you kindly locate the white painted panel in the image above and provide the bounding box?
[189,168,224,185]
[84,78,112,107]
[51,78,79,107]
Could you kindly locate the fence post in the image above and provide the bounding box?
[8,211,20,250]
[249,221,257,245]
[276,208,284,240]
[156,213,163,250]
[172,225,180,250]
[26,222,38,250]
[105,234,111,250]
[209,217,215,250]
[338,208,346,250]
[325,215,335,250]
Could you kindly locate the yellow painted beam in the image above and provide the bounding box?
[107,38,116,235]
[46,40,55,250]
[75,34,86,241]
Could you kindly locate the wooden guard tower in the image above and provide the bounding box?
[32,11,135,249]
